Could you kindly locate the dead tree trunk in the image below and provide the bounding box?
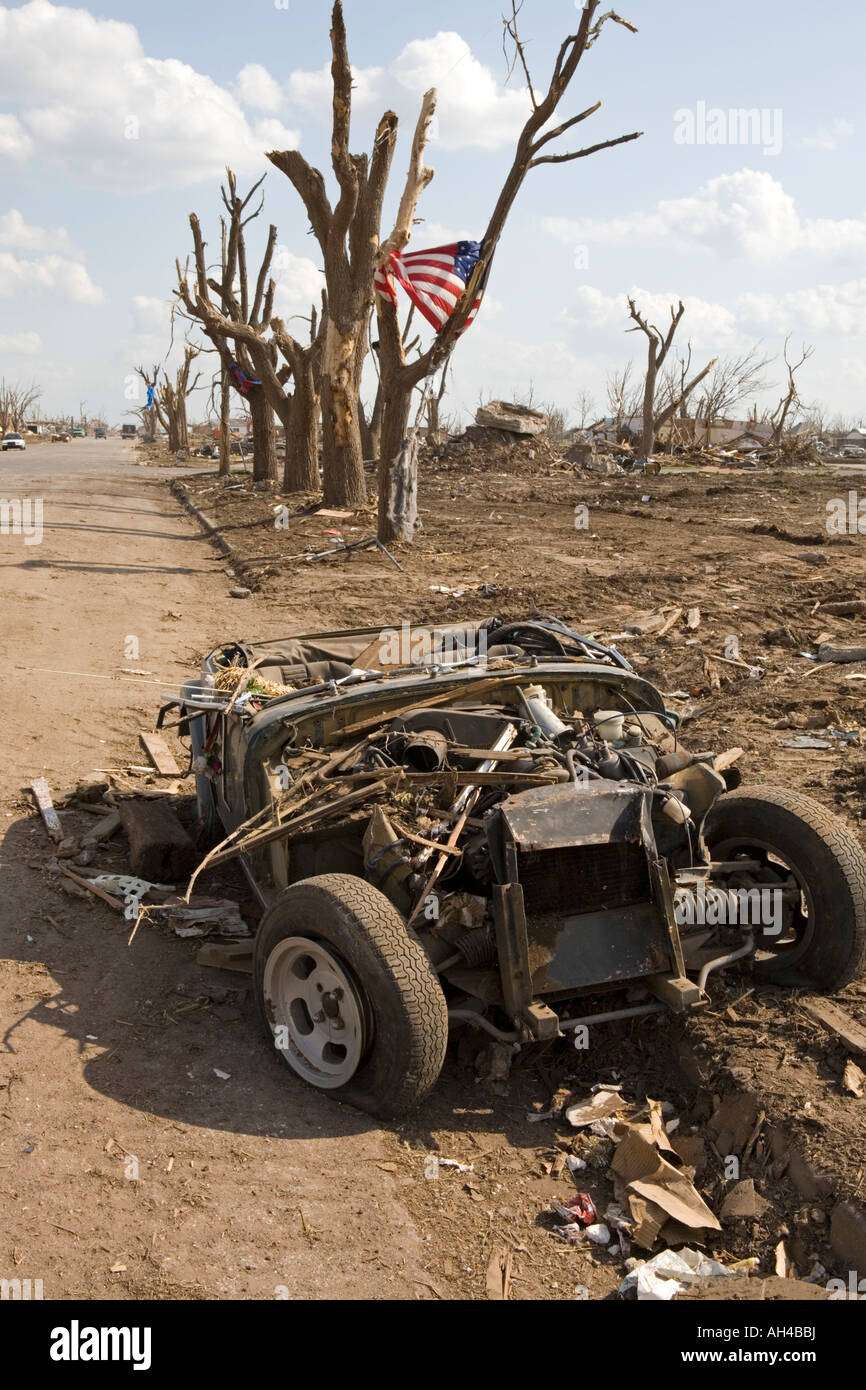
[218,368,231,478]
[177,177,324,494]
[770,336,814,446]
[159,344,200,455]
[249,388,277,483]
[627,298,715,457]
[267,2,411,506]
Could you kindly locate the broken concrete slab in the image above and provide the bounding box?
[475,400,549,437]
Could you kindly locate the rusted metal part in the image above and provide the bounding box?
[492,882,534,1023]
[496,781,648,853]
[526,904,670,996]
[483,780,683,1004]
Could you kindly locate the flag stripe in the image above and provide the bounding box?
[374,241,484,336]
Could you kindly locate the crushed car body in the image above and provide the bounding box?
[166,614,866,1115]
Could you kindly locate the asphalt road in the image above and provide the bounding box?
[1,435,139,483]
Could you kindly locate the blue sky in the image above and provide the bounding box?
[1,0,864,427]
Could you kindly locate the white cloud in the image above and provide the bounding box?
[0,209,102,302]
[545,169,866,262]
[0,250,103,302]
[272,249,326,318]
[803,118,855,152]
[250,31,529,151]
[0,113,32,159]
[286,60,387,116]
[738,279,866,336]
[131,295,176,332]
[567,285,737,346]
[0,1,300,191]
[0,208,81,257]
[414,220,464,243]
[392,34,529,149]
[0,329,41,354]
[235,63,284,114]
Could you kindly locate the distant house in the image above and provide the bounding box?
[828,426,866,450]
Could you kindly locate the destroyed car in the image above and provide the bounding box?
[172,616,866,1117]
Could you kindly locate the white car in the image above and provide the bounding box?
[1,431,26,451]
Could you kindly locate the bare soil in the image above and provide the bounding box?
[2,438,865,1300]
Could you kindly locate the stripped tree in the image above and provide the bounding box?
[266,1,433,506]
[0,380,42,433]
[176,172,283,485]
[768,335,814,446]
[158,344,202,454]
[627,297,716,460]
[374,0,643,542]
[134,364,161,440]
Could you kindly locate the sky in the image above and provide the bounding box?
[0,0,864,428]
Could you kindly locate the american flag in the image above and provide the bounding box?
[374,240,485,335]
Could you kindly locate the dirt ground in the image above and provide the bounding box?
[2,436,865,1301]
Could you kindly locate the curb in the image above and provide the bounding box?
[170,478,256,591]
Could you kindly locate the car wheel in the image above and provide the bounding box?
[704,785,866,990]
[253,874,449,1116]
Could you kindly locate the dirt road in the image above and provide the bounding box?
[0,442,428,1299]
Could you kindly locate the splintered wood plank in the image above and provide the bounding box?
[139,732,181,776]
[196,942,254,975]
[799,998,866,1055]
[30,778,63,842]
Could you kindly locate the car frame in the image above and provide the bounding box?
[1,431,26,451]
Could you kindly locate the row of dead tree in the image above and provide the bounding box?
[144,0,642,542]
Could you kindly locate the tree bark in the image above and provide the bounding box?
[378,385,415,541]
[369,378,384,460]
[640,339,658,456]
[284,367,320,492]
[320,320,366,504]
[218,369,231,478]
[249,389,277,484]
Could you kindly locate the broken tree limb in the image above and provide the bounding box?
[817,643,866,665]
[197,777,397,872]
[58,866,124,912]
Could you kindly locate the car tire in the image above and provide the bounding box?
[253,874,449,1117]
[704,785,866,991]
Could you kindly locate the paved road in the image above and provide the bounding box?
[0,446,426,1300]
[1,436,151,484]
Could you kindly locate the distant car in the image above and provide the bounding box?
[94,427,107,439]
[1,432,26,451]
[69,427,86,438]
